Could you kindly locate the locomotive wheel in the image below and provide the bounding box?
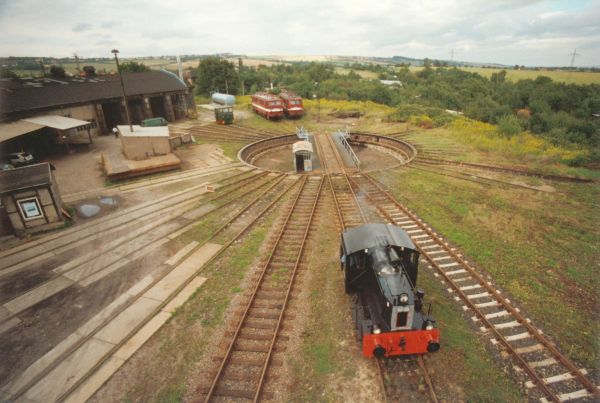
[373,345,386,358]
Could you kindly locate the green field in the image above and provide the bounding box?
[10,55,599,85]
[407,65,600,85]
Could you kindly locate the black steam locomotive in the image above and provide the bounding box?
[340,223,440,357]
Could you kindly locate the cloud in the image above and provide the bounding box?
[72,22,92,32]
[0,0,598,66]
[101,20,119,28]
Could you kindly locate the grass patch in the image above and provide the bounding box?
[373,167,600,369]
[119,214,274,401]
[419,269,522,402]
[289,198,524,401]
[288,214,368,402]
[406,66,600,85]
[448,118,590,168]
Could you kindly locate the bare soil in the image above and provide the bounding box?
[352,144,401,171]
[252,145,295,173]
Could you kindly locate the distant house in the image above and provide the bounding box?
[379,80,403,87]
[0,70,195,152]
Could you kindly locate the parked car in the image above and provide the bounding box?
[0,163,14,171]
[7,152,34,167]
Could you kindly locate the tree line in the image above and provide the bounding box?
[196,57,599,155]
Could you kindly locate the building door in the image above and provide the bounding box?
[102,102,122,131]
[150,96,167,118]
[295,154,305,172]
[128,99,144,124]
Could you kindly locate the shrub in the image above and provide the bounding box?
[497,114,522,137]
[450,118,589,165]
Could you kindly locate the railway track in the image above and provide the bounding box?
[312,132,439,403]
[200,174,323,402]
[413,156,595,184]
[0,167,251,267]
[2,171,302,402]
[313,132,365,228]
[348,172,599,402]
[0,171,271,311]
[186,123,286,143]
[376,356,438,403]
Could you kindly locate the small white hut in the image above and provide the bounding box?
[293,140,313,172]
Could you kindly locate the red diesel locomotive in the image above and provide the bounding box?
[341,224,440,358]
[279,90,304,118]
[251,92,284,120]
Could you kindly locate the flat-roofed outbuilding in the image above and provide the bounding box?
[0,162,64,237]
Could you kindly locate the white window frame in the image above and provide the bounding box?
[17,197,44,221]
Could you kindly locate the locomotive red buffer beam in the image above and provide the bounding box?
[363,329,440,358]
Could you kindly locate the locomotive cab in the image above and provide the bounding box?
[341,224,440,357]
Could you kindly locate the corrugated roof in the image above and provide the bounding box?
[0,120,45,142]
[0,71,187,116]
[24,115,90,130]
[292,140,313,153]
[0,163,51,194]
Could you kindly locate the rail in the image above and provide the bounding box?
[352,172,599,402]
[203,175,324,402]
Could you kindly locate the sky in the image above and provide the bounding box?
[1,0,599,67]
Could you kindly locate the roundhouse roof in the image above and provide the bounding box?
[0,70,187,117]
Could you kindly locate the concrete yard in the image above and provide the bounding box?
[0,119,250,401]
[0,161,242,401]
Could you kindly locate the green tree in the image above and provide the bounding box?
[347,70,361,80]
[119,61,150,72]
[0,67,18,78]
[196,57,240,96]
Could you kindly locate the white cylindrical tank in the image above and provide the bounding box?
[212,93,236,105]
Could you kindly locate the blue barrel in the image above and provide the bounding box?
[212,93,236,105]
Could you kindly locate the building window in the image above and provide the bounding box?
[17,197,44,221]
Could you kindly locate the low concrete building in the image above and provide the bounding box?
[117,125,171,160]
[0,163,63,237]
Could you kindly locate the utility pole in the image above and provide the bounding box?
[239,57,244,96]
[74,53,81,74]
[569,49,580,68]
[111,49,133,132]
[450,49,455,64]
[38,59,46,77]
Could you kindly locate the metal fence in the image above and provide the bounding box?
[296,126,309,141]
[334,129,361,170]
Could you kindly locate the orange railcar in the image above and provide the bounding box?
[279,90,304,118]
[251,92,284,120]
